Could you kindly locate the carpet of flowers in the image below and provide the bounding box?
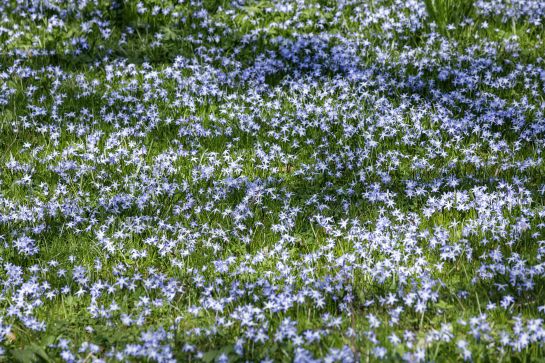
[1,0,545,362]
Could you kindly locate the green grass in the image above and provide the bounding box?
[1,0,545,362]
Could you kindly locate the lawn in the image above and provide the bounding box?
[1,0,545,361]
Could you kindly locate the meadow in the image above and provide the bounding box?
[1,0,545,361]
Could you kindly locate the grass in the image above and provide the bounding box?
[1,0,545,362]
